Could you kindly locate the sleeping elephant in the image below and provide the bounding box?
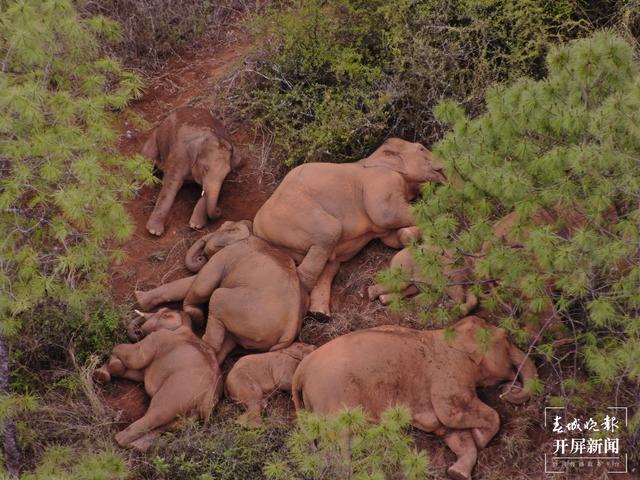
[292,316,538,480]
[252,138,446,315]
[94,308,222,450]
[134,220,308,363]
[368,244,478,316]
[141,106,240,236]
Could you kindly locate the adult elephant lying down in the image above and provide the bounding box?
[292,316,538,480]
[253,138,446,315]
[134,220,308,363]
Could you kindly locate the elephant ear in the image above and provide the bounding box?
[363,150,408,175]
[186,136,206,166]
[221,138,241,170]
[447,318,486,365]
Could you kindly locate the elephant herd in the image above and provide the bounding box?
[96,106,543,480]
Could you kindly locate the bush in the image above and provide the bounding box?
[264,406,429,480]
[79,0,250,66]
[11,446,128,480]
[232,0,595,167]
[0,0,151,332]
[135,417,289,479]
[411,32,640,387]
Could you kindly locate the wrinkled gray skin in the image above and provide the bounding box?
[253,138,446,315]
[141,107,240,236]
[135,221,308,363]
[292,316,537,480]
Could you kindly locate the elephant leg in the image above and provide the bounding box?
[215,333,236,364]
[378,284,419,305]
[296,214,342,292]
[115,375,184,447]
[202,314,227,353]
[443,430,478,480]
[380,226,421,249]
[94,354,127,383]
[238,401,265,428]
[432,390,500,449]
[121,369,145,382]
[135,276,196,310]
[367,282,389,301]
[146,170,184,236]
[308,260,341,315]
[141,128,159,161]
[189,196,208,230]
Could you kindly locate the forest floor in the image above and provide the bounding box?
[100,24,634,480]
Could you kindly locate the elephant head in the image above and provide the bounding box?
[185,220,253,272]
[361,138,447,185]
[188,133,240,221]
[448,316,538,404]
[128,308,191,340]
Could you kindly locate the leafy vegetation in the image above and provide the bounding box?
[411,32,640,390]
[78,0,239,66]
[264,406,428,480]
[0,0,151,472]
[11,446,128,480]
[0,0,151,350]
[232,0,607,167]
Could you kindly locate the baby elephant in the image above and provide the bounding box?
[368,245,477,316]
[94,308,222,450]
[225,343,316,426]
[141,106,240,236]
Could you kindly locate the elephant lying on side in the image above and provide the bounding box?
[253,138,446,315]
[368,245,477,316]
[225,342,316,426]
[292,316,537,480]
[135,220,308,363]
[94,308,222,450]
[141,106,240,236]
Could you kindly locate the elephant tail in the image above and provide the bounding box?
[291,365,305,412]
[199,373,223,422]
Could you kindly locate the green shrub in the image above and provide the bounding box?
[233,0,594,167]
[79,0,251,66]
[264,406,429,480]
[10,446,128,480]
[0,0,151,335]
[411,31,640,386]
[135,417,289,479]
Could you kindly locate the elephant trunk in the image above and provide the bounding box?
[203,180,223,220]
[185,234,212,273]
[501,342,538,404]
[127,314,146,341]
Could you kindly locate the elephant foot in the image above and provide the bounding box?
[128,431,159,451]
[134,290,153,310]
[146,217,165,236]
[93,367,111,384]
[447,464,471,480]
[237,411,263,428]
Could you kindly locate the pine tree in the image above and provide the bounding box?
[0,0,152,472]
[411,32,640,388]
[264,406,429,480]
